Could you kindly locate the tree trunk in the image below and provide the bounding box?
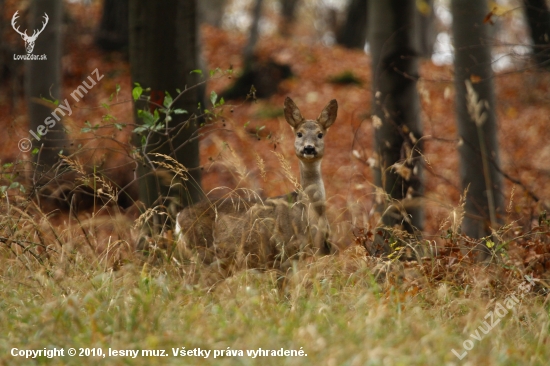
[129,0,202,226]
[220,0,292,100]
[523,0,550,67]
[0,0,7,81]
[451,0,503,260]
[368,0,424,232]
[96,0,129,52]
[198,0,226,27]
[279,0,299,37]
[25,0,67,174]
[415,0,436,58]
[337,0,368,49]
[243,0,264,62]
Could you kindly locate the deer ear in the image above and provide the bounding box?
[318,100,338,129]
[284,97,303,128]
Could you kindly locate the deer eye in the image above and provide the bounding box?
[317,133,323,139]
[297,132,303,138]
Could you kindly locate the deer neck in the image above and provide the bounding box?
[299,159,325,214]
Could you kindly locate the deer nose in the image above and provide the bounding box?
[303,145,316,155]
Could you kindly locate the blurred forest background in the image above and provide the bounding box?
[0,0,549,268]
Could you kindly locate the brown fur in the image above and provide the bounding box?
[175,97,338,273]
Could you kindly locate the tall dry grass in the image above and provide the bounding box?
[1,139,549,365]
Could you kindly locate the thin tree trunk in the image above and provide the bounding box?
[198,0,227,27]
[451,0,503,260]
[368,0,424,232]
[220,0,291,100]
[523,0,550,67]
[0,0,7,81]
[337,0,368,49]
[415,0,436,58]
[129,0,202,227]
[25,0,67,174]
[243,0,264,63]
[279,0,298,37]
[96,0,129,52]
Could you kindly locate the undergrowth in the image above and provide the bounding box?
[1,159,550,365]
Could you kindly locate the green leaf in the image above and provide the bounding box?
[220,97,225,106]
[114,123,125,131]
[115,84,121,95]
[81,127,91,133]
[173,109,187,115]
[132,85,143,101]
[191,69,203,76]
[3,163,13,169]
[153,108,160,122]
[244,121,250,128]
[164,91,173,108]
[210,91,218,106]
[31,148,39,155]
[138,109,156,126]
[40,96,57,106]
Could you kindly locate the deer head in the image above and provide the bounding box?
[284,97,338,162]
[12,11,49,54]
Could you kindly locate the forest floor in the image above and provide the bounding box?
[1,1,550,365]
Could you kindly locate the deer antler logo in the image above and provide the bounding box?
[11,11,49,54]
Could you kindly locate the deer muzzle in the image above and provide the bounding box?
[302,145,317,157]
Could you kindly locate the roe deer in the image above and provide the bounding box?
[175,97,338,272]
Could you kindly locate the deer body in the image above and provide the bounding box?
[175,97,337,271]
